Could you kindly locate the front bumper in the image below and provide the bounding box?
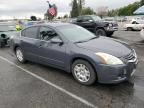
[106,26,118,32]
[96,59,138,84]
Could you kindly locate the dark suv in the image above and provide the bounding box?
[73,15,118,37]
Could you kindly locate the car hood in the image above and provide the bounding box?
[76,37,132,57]
[0,31,17,38]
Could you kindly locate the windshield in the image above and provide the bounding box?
[0,25,16,32]
[104,17,115,21]
[91,16,102,21]
[57,25,97,43]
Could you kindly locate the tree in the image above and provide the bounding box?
[107,9,118,17]
[81,7,95,15]
[44,13,48,20]
[96,6,108,18]
[70,0,79,17]
[78,0,85,15]
[118,2,140,16]
[63,14,69,18]
[140,0,144,6]
[107,1,140,16]
[30,16,37,21]
[57,16,61,19]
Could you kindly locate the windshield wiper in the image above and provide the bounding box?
[75,36,98,43]
[75,40,89,43]
[88,36,98,41]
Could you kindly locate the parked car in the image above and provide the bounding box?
[0,24,17,48]
[10,23,138,85]
[68,18,77,23]
[72,15,118,37]
[124,20,144,31]
[103,17,116,22]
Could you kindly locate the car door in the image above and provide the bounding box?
[20,26,40,62]
[132,21,141,30]
[37,26,66,68]
[82,16,95,31]
[77,16,95,32]
[76,16,84,26]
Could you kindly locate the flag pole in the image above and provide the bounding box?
[46,1,51,8]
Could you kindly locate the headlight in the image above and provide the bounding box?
[109,23,113,27]
[95,52,123,65]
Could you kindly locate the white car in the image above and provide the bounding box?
[124,20,144,31]
[140,28,144,39]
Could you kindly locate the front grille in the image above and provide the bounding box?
[123,50,137,62]
[113,23,118,27]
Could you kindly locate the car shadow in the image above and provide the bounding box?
[15,60,143,107]
[23,60,135,90]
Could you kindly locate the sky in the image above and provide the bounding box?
[0,0,139,19]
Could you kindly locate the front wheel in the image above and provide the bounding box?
[0,42,3,48]
[15,47,26,63]
[107,32,114,37]
[95,29,106,36]
[72,60,97,85]
[0,40,5,48]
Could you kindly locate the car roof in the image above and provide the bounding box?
[36,23,74,28]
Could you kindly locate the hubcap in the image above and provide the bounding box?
[16,49,23,62]
[97,31,103,36]
[74,64,90,82]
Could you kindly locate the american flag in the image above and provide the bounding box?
[48,7,56,16]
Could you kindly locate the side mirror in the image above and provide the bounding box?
[88,19,94,22]
[51,38,63,44]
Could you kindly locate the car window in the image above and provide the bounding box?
[23,27,39,39]
[132,21,139,24]
[39,26,58,41]
[91,15,102,21]
[77,16,83,22]
[83,16,92,21]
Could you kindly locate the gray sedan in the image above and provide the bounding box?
[10,23,138,85]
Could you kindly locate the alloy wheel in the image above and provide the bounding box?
[16,49,24,62]
[74,64,91,83]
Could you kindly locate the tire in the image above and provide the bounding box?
[0,42,2,48]
[107,32,114,37]
[15,47,26,63]
[0,41,4,48]
[72,59,97,85]
[95,29,106,36]
[127,27,133,31]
